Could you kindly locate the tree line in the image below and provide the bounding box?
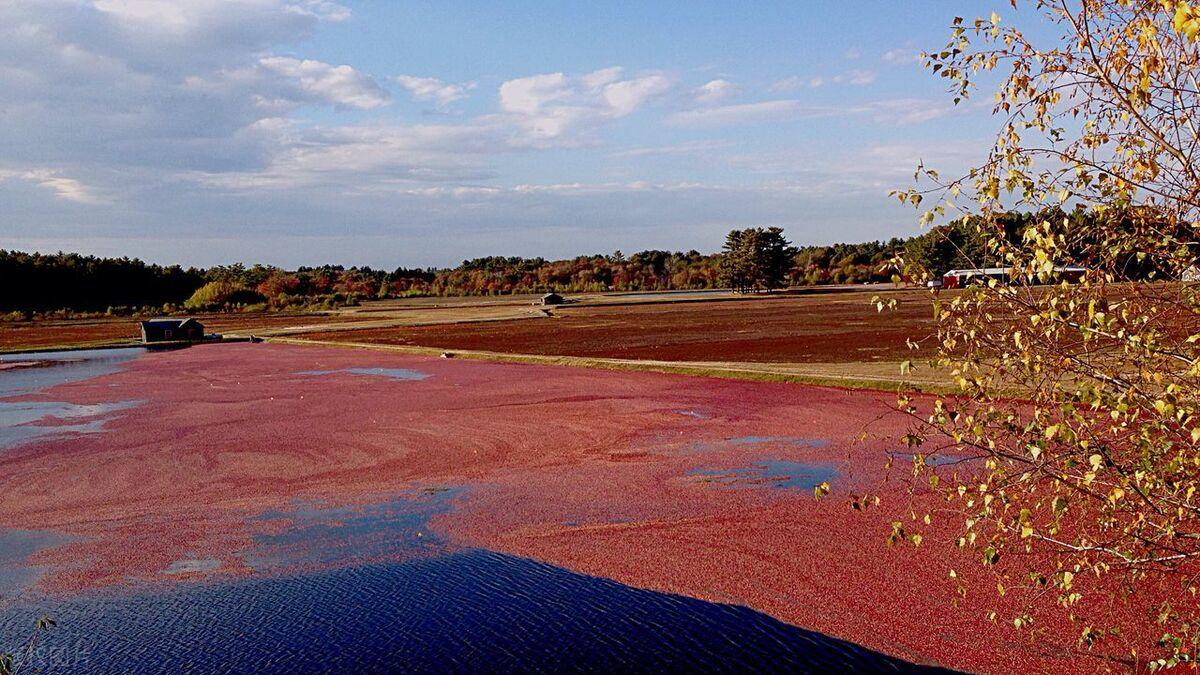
[0,209,1154,316]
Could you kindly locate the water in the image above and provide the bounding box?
[0,348,144,397]
[0,529,77,594]
[297,367,430,381]
[691,459,839,491]
[163,559,221,575]
[0,349,145,450]
[0,551,952,674]
[243,489,459,574]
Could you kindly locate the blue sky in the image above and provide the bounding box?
[0,1,1012,268]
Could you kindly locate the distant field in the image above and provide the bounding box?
[300,289,936,364]
[0,313,350,351]
[0,287,941,389]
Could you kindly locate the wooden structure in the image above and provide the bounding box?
[140,318,204,343]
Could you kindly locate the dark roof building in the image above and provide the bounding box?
[140,318,204,343]
[540,292,564,306]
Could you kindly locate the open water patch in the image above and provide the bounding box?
[243,488,460,573]
[0,400,141,450]
[0,549,955,673]
[297,367,430,381]
[163,559,222,575]
[0,348,144,397]
[0,529,78,597]
[0,349,146,451]
[691,459,839,491]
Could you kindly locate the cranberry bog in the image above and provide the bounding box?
[0,341,1176,672]
[301,288,937,363]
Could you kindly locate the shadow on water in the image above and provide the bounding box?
[0,550,956,674]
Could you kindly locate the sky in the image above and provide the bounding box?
[0,0,1016,269]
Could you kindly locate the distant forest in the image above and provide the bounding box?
[0,209,1151,316]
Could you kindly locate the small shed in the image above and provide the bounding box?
[540,292,564,306]
[140,318,204,343]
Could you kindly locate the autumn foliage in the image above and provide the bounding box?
[891,0,1200,666]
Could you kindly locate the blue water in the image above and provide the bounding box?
[0,348,145,450]
[298,367,430,381]
[691,459,839,491]
[0,551,951,674]
[0,529,77,595]
[243,489,459,574]
[0,348,144,397]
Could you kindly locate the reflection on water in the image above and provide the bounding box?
[0,550,953,674]
[243,488,460,573]
[691,459,839,491]
[0,348,144,397]
[297,367,430,381]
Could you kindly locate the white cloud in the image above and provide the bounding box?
[259,56,389,109]
[603,74,672,115]
[692,79,738,105]
[497,67,672,144]
[882,48,921,65]
[865,98,952,125]
[770,69,875,92]
[191,122,502,190]
[840,69,877,85]
[611,140,731,158]
[395,75,474,107]
[668,97,951,128]
[0,169,103,203]
[0,0,365,179]
[668,100,818,127]
[92,0,349,32]
[499,72,571,115]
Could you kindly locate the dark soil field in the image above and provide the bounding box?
[302,290,938,363]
